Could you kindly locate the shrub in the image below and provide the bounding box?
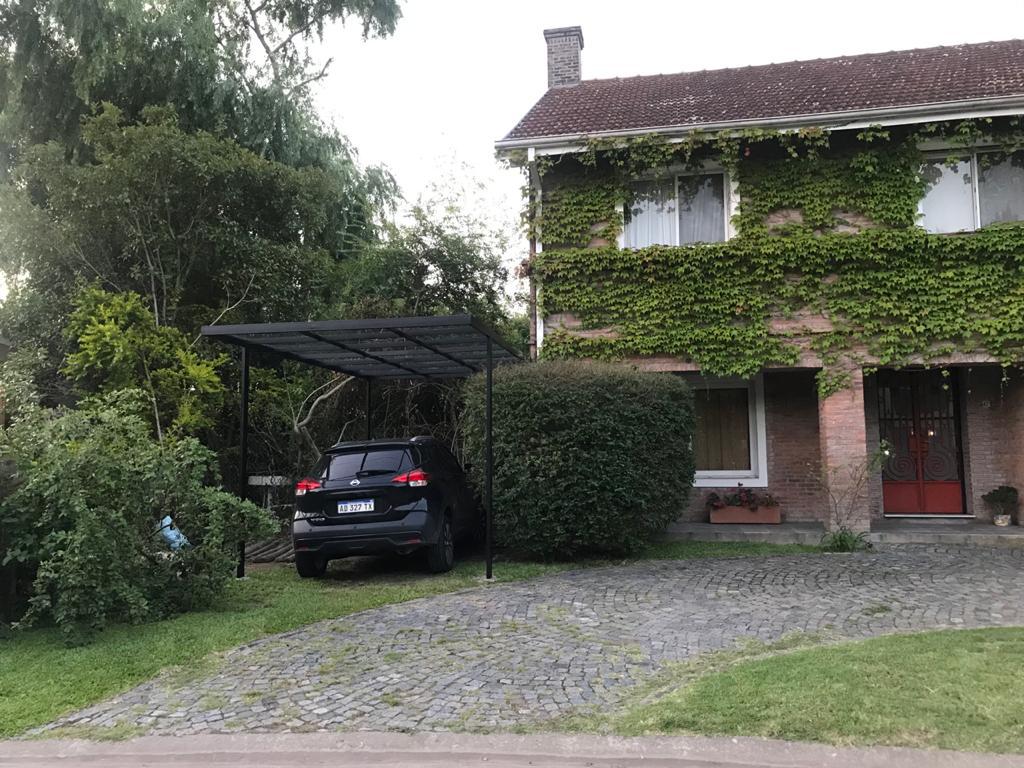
[982,485,1019,518]
[462,360,695,559]
[0,390,276,644]
[820,528,872,552]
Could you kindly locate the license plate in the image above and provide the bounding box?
[337,499,374,514]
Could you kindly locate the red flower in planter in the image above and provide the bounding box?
[704,492,726,510]
[704,487,779,512]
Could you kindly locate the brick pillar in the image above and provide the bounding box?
[818,368,873,532]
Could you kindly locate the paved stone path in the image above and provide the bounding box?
[41,546,1024,736]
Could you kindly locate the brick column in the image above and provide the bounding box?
[818,368,873,532]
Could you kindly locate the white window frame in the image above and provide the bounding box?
[617,164,738,248]
[689,374,768,488]
[918,149,1024,232]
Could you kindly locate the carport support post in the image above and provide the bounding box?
[365,377,373,440]
[236,346,250,579]
[485,337,494,580]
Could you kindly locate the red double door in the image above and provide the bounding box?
[876,370,965,515]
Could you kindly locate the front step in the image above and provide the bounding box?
[665,522,826,546]
[667,520,1024,549]
[868,527,1024,549]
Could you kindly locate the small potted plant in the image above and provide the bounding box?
[705,487,782,524]
[982,485,1018,527]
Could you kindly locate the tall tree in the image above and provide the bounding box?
[0,0,225,168]
[0,0,402,169]
[1,104,358,333]
[338,205,510,328]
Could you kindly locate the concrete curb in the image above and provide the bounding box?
[2,732,1023,767]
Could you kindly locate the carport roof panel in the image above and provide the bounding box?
[200,314,520,378]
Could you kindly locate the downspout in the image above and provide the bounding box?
[527,147,542,360]
[527,242,538,361]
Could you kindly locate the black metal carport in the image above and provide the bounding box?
[201,314,520,580]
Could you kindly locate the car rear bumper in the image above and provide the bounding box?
[292,510,440,558]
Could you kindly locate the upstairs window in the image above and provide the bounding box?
[623,180,676,248]
[979,153,1024,226]
[624,173,727,247]
[920,151,1024,233]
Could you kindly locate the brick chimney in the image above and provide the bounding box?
[544,26,584,88]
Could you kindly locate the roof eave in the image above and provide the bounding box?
[494,94,1024,155]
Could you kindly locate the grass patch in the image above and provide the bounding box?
[0,540,814,738]
[635,540,816,561]
[197,694,228,711]
[861,603,892,616]
[610,628,1024,754]
[30,723,146,742]
[556,631,829,733]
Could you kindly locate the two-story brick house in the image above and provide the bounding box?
[497,27,1024,530]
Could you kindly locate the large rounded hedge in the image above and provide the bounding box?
[462,360,695,559]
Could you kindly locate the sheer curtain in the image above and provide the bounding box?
[979,151,1024,226]
[679,174,725,243]
[919,159,975,233]
[624,175,726,247]
[623,180,676,248]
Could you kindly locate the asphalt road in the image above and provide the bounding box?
[2,733,1024,768]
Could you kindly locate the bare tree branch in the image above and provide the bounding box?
[293,375,355,455]
[271,15,323,56]
[192,273,258,347]
[287,57,333,94]
[242,0,282,86]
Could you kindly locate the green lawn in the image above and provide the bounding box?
[613,628,1024,754]
[0,540,813,738]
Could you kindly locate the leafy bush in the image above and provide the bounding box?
[0,390,276,644]
[821,528,872,553]
[462,360,695,559]
[982,485,1019,518]
[63,287,227,438]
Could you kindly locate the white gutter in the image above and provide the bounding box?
[494,94,1024,155]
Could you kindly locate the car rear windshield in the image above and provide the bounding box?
[324,448,415,480]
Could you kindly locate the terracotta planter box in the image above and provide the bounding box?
[709,505,782,524]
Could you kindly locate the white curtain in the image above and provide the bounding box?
[919,159,975,233]
[679,174,725,244]
[623,180,676,248]
[979,152,1024,226]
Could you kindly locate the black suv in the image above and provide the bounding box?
[291,436,477,577]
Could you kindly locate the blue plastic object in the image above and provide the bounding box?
[157,516,190,551]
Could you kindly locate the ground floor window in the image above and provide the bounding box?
[684,374,768,487]
[695,387,751,471]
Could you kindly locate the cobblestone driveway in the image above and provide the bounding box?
[44,546,1024,735]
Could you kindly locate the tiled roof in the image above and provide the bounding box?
[502,39,1024,144]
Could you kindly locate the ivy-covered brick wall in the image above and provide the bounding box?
[531,120,1024,394]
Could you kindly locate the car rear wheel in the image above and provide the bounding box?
[425,516,455,573]
[295,552,328,578]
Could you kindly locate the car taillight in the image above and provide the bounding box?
[295,477,321,496]
[392,468,430,487]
